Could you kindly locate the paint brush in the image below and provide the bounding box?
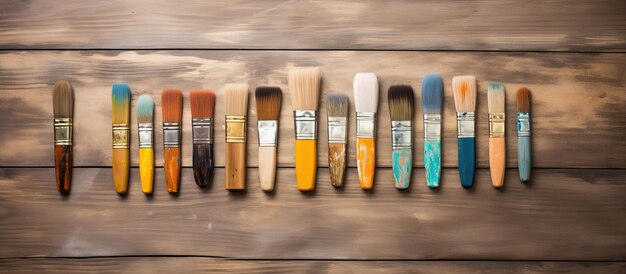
[388,85,414,190]
[255,87,282,192]
[137,95,154,194]
[488,82,506,188]
[517,87,532,183]
[353,73,379,190]
[190,90,216,187]
[422,74,443,188]
[326,93,349,187]
[162,89,183,193]
[52,80,74,194]
[225,84,249,190]
[112,84,131,194]
[452,76,477,188]
[289,67,321,192]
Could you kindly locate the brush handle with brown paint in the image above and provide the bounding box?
[112,148,129,194]
[54,145,72,194]
[192,144,213,187]
[164,147,181,193]
[489,137,506,187]
[328,143,346,187]
[258,146,276,192]
[226,143,246,190]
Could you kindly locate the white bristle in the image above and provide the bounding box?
[353,73,379,113]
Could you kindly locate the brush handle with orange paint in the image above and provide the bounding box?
[489,113,506,187]
[295,139,317,191]
[139,148,154,194]
[356,112,376,190]
[225,143,246,190]
[164,147,181,193]
[112,148,129,194]
[54,145,72,194]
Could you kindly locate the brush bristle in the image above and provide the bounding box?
[289,67,320,110]
[452,75,477,112]
[137,95,154,124]
[53,80,73,119]
[255,87,282,121]
[190,90,216,118]
[422,73,443,115]
[388,85,414,121]
[112,84,130,124]
[161,89,183,123]
[353,73,379,113]
[487,82,505,113]
[225,84,249,116]
[326,93,349,117]
[517,87,531,113]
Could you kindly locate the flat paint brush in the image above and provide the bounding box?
[488,82,506,188]
[354,73,379,190]
[137,95,154,194]
[52,80,74,194]
[162,89,183,193]
[112,84,131,194]
[289,67,321,192]
[422,74,443,188]
[326,93,349,187]
[190,90,216,187]
[517,87,532,183]
[388,85,414,190]
[255,87,282,192]
[452,76,477,188]
[225,84,249,190]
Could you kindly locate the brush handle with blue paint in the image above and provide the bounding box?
[392,148,412,189]
[458,137,475,188]
[424,140,441,188]
[517,112,531,182]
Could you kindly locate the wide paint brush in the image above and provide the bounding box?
[326,93,349,187]
[388,85,414,190]
[488,82,506,188]
[353,73,379,190]
[452,76,477,188]
[225,84,249,190]
[517,87,532,183]
[52,80,74,194]
[190,90,216,187]
[137,95,154,194]
[422,74,443,188]
[112,84,131,194]
[255,87,282,192]
[162,89,183,193]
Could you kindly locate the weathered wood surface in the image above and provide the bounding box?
[0,51,624,168]
[0,168,624,260]
[1,0,625,51]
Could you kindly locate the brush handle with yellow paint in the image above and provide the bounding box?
[226,143,246,190]
[112,148,129,194]
[295,139,317,191]
[164,147,181,193]
[356,138,375,190]
[328,143,346,187]
[258,146,276,192]
[139,147,154,194]
[489,137,506,188]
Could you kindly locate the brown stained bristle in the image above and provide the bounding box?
[452,76,477,112]
[162,89,183,123]
[225,84,249,116]
[53,80,74,119]
[289,67,320,110]
[190,90,216,118]
[326,93,349,117]
[255,87,282,121]
[517,87,531,113]
[388,85,414,121]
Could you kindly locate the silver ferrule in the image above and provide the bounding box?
[457,112,475,138]
[163,122,181,147]
[225,115,247,143]
[138,123,153,148]
[257,120,278,147]
[192,118,213,144]
[327,116,347,144]
[489,113,505,138]
[54,118,72,145]
[424,114,441,141]
[356,112,377,139]
[294,110,317,140]
[391,120,412,150]
[112,123,130,149]
[517,112,531,137]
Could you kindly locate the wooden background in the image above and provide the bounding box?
[0,0,625,273]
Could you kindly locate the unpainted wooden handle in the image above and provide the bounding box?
[225,142,246,190]
[357,138,376,190]
[54,145,72,194]
[295,139,317,191]
[193,143,214,187]
[489,137,506,188]
[164,147,181,193]
[258,146,277,192]
[328,143,346,187]
[139,148,154,194]
[112,148,129,194]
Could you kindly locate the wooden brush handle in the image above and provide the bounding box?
[392,148,412,190]
[424,140,441,188]
[139,148,154,194]
[295,139,317,191]
[193,143,214,187]
[112,148,129,194]
[356,138,376,190]
[328,143,346,187]
[489,137,506,188]
[54,145,72,194]
[164,147,181,193]
[225,143,246,190]
[518,136,531,183]
[258,146,277,192]
[457,138,476,188]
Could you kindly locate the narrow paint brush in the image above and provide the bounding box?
[190,90,216,187]
[225,84,249,190]
[517,87,532,183]
[112,84,131,194]
[326,93,349,187]
[488,82,506,188]
[353,73,379,190]
[255,87,282,192]
[388,85,414,190]
[422,74,443,188]
[137,95,154,194]
[52,80,74,194]
[162,89,183,193]
[289,67,321,192]
[452,76,477,188]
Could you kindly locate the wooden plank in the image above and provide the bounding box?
[0,168,624,260]
[0,51,624,168]
[0,0,624,51]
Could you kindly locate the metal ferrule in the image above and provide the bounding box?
[423,114,441,141]
[517,112,531,137]
[356,112,377,139]
[138,123,153,148]
[192,117,213,145]
[163,122,181,148]
[112,123,129,149]
[327,116,348,144]
[489,113,506,138]
[257,120,278,147]
[456,112,475,138]
[294,110,317,140]
[54,118,72,146]
[226,115,246,143]
[391,120,412,150]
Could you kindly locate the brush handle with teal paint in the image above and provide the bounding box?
[458,137,475,188]
[517,112,531,182]
[424,140,441,188]
[392,148,412,189]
